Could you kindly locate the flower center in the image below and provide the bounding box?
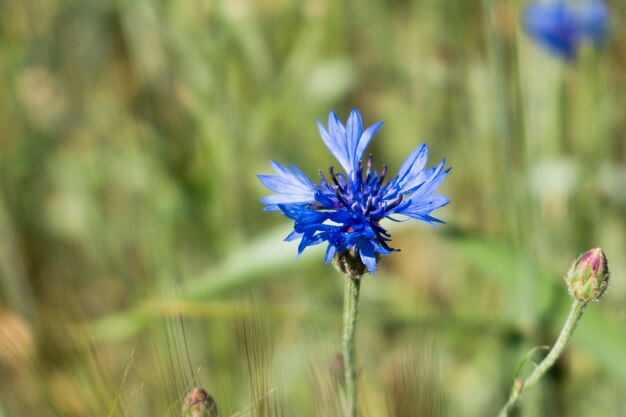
[320,155,403,221]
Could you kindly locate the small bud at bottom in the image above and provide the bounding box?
[183,387,218,417]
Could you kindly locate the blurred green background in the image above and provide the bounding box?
[0,0,625,416]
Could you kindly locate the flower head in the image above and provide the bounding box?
[523,1,609,60]
[183,387,218,417]
[258,109,450,274]
[565,248,609,303]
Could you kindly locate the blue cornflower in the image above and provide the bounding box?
[523,1,609,60]
[258,109,450,274]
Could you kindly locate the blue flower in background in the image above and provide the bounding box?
[258,109,450,274]
[523,1,609,60]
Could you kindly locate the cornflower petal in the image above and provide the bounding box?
[404,162,450,201]
[329,112,352,172]
[346,108,362,169]
[384,144,429,197]
[317,120,348,174]
[284,230,303,242]
[359,242,378,274]
[325,244,338,264]
[355,121,383,165]
[397,194,450,223]
[258,161,316,210]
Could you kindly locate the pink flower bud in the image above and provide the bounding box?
[565,248,609,303]
[183,387,218,417]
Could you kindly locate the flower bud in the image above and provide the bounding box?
[183,387,218,417]
[565,248,609,303]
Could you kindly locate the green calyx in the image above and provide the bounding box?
[333,251,370,280]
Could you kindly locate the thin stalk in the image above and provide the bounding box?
[558,67,570,154]
[343,275,361,417]
[497,300,587,417]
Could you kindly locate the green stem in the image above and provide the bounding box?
[497,300,587,417]
[343,274,361,417]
